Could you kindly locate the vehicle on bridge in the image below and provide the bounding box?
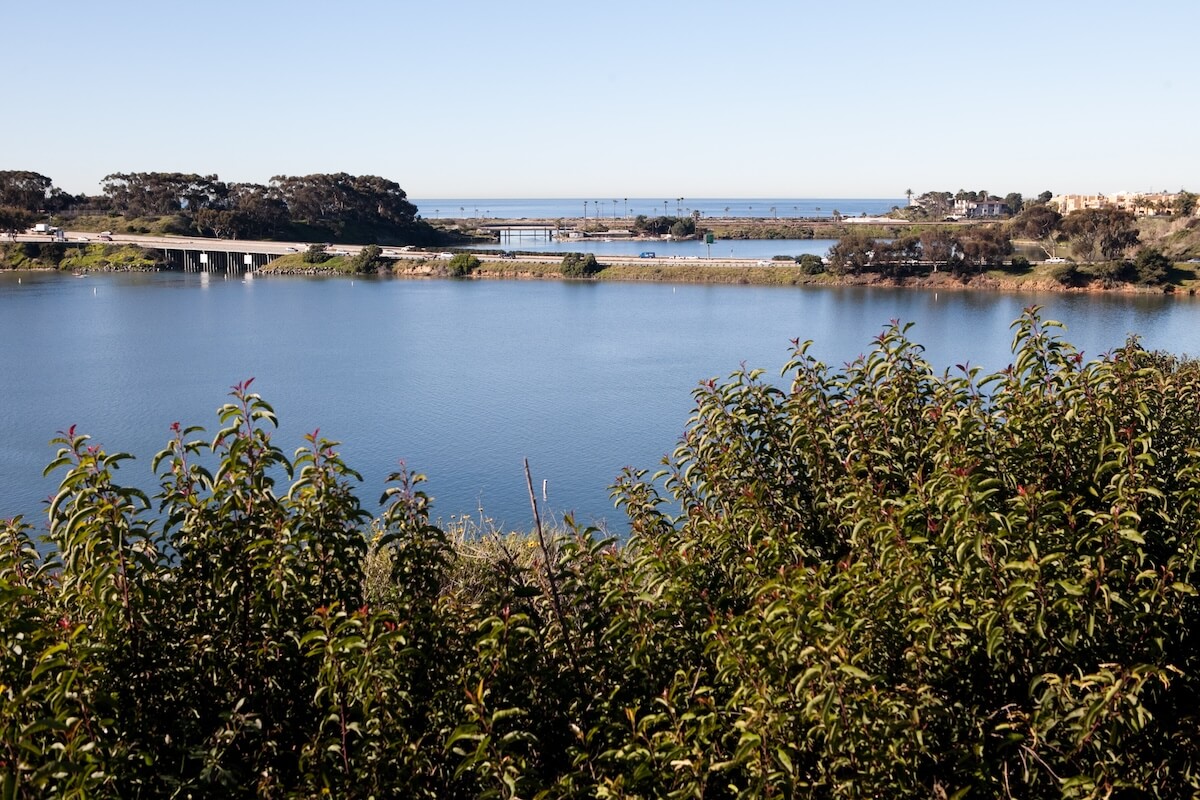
[639,251,655,258]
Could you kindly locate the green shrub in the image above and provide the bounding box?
[303,244,331,264]
[1090,259,1138,283]
[1007,254,1031,272]
[350,243,383,274]
[560,252,600,277]
[447,253,480,277]
[607,310,1200,796]
[1048,260,1080,285]
[1135,247,1172,285]
[796,253,825,274]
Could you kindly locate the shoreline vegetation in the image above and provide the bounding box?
[8,239,1199,297]
[3,169,1200,293]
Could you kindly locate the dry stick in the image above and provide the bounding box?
[525,458,584,690]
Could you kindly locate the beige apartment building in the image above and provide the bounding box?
[1051,191,1187,216]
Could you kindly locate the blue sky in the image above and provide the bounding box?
[6,0,1197,199]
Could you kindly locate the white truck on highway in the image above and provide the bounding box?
[30,223,65,240]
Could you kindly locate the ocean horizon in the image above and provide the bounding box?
[409,197,904,221]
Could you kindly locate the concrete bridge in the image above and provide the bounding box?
[10,231,298,272]
[475,224,557,244]
[158,247,277,273]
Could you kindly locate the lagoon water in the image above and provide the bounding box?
[411,197,903,221]
[467,238,840,260]
[3,270,1199,534]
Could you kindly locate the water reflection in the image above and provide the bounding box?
[1,272,1197,530]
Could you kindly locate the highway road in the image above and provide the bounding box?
[4,231,773,269]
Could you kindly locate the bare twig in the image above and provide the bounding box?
[525,458,583,688]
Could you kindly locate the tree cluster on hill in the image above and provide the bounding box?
[826,204,1167,284]
[826,225,1015,276]
[0,170,82,214]
[633,214,697,238]
[903,188,1055,220]
[4,312,1200,797]
[96,171,428,244]
[0,169,439,245]
[0,171,84,236]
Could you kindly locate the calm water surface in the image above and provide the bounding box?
[466,238,839,259]
[412,197,903,220]
[2,271,1198,533]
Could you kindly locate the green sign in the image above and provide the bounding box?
[705,233,715,244]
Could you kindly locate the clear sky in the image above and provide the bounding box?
[5,0,1196,200]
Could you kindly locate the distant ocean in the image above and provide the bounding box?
[409,198,904,221]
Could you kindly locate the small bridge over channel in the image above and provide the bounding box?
[11,233,295,272]
[475,224,558,244]
[156,246,278,273]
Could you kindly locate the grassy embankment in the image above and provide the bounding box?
[59,213,192,236]
[594,261,1200,292]
[1139,215,1200,259]
[0,242,159,271]
[257,252,361,275]
[702,219,954,241]
[255,250,1200,292]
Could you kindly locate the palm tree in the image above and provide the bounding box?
[905,188,914,206]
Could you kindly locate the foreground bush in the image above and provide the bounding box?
[3,309,1200,798]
